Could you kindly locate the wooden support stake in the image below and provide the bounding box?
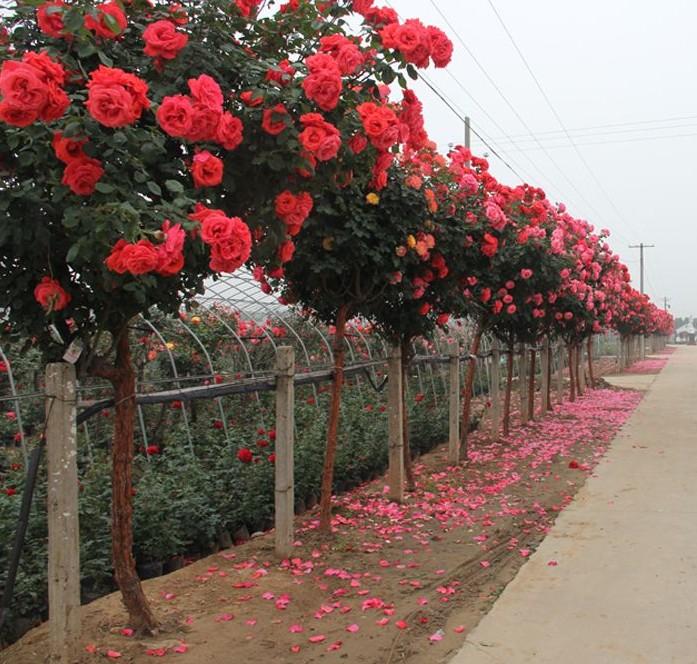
[540,337,550,414]
[447,342,460,463]
[46,363,80,664]
[489,340,501,436]
[387,345,405,502]
[274,347,295,558]
[518,345,529,425]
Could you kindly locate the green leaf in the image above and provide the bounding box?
[406,64,419,81]
[66,244,80,263]
[165,180,184,194]
[63,7,84,33]
[103,12,124,36]
[147,182,162,197]
[97,51,114,67]
[95,182,115,194]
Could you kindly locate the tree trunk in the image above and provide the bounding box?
[587,336,595,388]
[109,329,158,633]
[527,348,536,422]
[575,344,584,396]
[319,304,348,533]
[459,323,484,462]
[546,341,553,411]
[401,341,416,492]
[502,346,514,436]
[568,345,576,402]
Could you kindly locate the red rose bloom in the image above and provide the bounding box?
[0,61,48,113]
[356,102,400,151]
[188,74,223,112]
[208,220,252,273]
[143,20,188,60]
[34,276,71,312]
[302,54,342,111]
[261,104,290,135]
[191,150,223,188]
[298,113,341,161]
[277,239,295,264]
[156,94,194,137]
[61,156,104,195]
[52,132,87,163]
[155,220,185,277]
[240,91,264,107]
[274,190,313,236]
[86,66,150,127]
[37,1,67,38]
[186,102,221,142]
[216,112,243,150]
[481,233,499,258]
[237,448,253,463]
[84,2,127,39]
[428,26,453,68]
[122,239,160,275]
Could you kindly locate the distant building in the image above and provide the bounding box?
[675,322,696,345]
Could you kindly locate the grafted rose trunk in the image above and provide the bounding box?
[502,346,514,436]
[587,336,595,388]
[319,304,348,533]
[546,341,553,411]
[568,345,576,402]
[108,329,158,633]
[527,348,536,421]
[401,341,416,492]
[459,323,484,463]
[575,343,584,396]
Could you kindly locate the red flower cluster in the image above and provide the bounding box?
[34,276,71,312]
[0,52,69,127]
[302,53,343,111]
[356,102,400,151]
[237,447,254,463]
[143,20,188,61]
[52,129,105,195]
[275,191,314,236]
[86,65,150,128]
[189,204,252,273]
[106,221,185,277]
[84,2,127,39]
[157,75,243,149]
[234,0,262,18]
[299,113,341,163]
[318,34,366,75]
[380,19,453,69]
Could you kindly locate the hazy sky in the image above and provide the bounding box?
[391,0,695,318]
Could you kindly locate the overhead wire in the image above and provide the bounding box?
[485,0,641,243]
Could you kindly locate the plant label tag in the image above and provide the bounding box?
[49,324,64,345]
[63,339,84,364]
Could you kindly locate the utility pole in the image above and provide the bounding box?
[464,116,471,151]
[628,243,655,294]
[663,296,670,311]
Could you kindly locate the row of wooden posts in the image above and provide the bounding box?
[42,333,663,661]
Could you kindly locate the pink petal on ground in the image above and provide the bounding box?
[429,631,444,642]
[376,617,390,626]
[119,628,134,637]
[84,644,97,654]
[290,645,301,654]
[327,641,342,651]
[106,651,122,659]
[308,635,326,644]
[346,624,360,633]
[395,620,408,630]
[245,619,257,626]
[173,644,189,654]
[146,648,167,657]
[519,549,531,558]
[454,625,466,633]
[480,560,491,568]
[547,560,558,566]
[289,625,304,633]
[215,613,235,622]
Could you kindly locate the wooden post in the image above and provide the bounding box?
[489,339,501,436]
[46,363,80,664]
[447,341,460,463]
[540,337,550,414]
[274,347,295,558]
[518,345,529,425]
[387,345,405,502]
[555,342,564,404]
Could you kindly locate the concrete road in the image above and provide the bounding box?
[450,346,697,664]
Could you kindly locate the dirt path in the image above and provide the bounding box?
[1,360,642,664]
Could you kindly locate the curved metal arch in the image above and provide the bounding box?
[140,316,194,455]
[0,345,27,465]
[178,319,231,445]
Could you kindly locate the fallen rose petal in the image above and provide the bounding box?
[376,617,390,626]
[346,624,359,633]
[215,613,234,622]
[519,549,531,558]
[327,641,342,651]
[290,645,301,654]
[146,648,167,657]
[308,635,326,644]
[289,624,304,633]
[454,625,466,633]
[173,644,188,654]
[429,630,444,642]
[119,628,134,637]
[395,620,408,630]
[106,651,122,659]
[84,644,97,654]
[547,560,558,566]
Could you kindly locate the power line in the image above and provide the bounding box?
[492,114,697,141]
[427,1,619,238]
[485,0,641,242]
[492,130,697,151]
